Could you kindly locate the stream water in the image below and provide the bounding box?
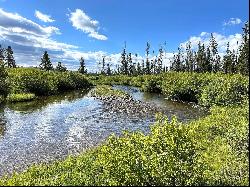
[0,86,208,177]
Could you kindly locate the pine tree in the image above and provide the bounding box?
[0,58,8,96]
[209,33,221,72]
[127,53,133,75]
[185,41,195,72]
[120,48,128,74]
[171,47,184,72]
[0,45,5,63]
[237,21,249,75]
[5,46,16,68]
[106,62,111,75]
[222,42,233,74]
[195,42,206,72]
[78,57,87,74]
[56,62,67,72]
[40,51,53,71]
[137,62,142,75]
[145,42,151,74]
[156,47,163,74]
[204,47,212,72]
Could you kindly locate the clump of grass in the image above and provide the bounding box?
[91,85,129,98]
[6,93,36,102]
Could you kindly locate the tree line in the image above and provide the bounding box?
[113,21,248,76]
[0,47,87,74]
[0,21,248,76]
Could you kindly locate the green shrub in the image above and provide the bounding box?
[90,72,249,106]
[7,68,92,96]
[0,104,248,186]
[6,93,36,102]
[91,85,129,98]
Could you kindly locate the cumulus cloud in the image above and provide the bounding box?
[69,9,107,40]
[180,32,242,53]
[223,18,242,26]
[35,10,55,23]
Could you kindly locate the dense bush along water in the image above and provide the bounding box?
[0,86,206,177]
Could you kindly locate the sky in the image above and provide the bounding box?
[0,0,249,72]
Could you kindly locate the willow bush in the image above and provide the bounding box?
[7,68,92,96]
[89,72,249,107]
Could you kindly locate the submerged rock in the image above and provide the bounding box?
[93,94,164,118]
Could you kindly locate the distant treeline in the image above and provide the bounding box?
[0,21,248,76]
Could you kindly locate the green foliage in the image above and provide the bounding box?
[7,68,92,96]
[91,85,129,98]
[55,62,67,72]
[78,57,87,74]
[89,72,249,106]
[199,73,249,106]
[5,46,16,68]
[0,60,8,100]
[6,93,36,102]
[0,104,248,186]
[39,51,53,71]
[161,72,249,106]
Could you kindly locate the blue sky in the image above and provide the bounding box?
[0,0,249,71]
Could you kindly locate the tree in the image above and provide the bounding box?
[237,21,249,75]
[209,33,221,72]
[156,47,163,74]
[0,58,8,97]
[195,42,206,72]
[56,62,67,72]
[145,42,151,74]
[40,51,53,71]
[185,41,195,72]
[170,47,184,72]
[106,62,111,75]
[222,42,234,74]
[120,48,128,75]
[0,45,5,63]
[78,57,87,74]
[5,46,16,68]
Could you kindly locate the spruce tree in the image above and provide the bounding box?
[78,57,87,74]
[171,47,184,72]
[237,21,249,75]
[195,42,206,72]
[56,62,67,72]
[0,45,5,63]
[5,46,16,68]
[0,58,8,97]
[222,42,233,74]
[40,51,53,71]
[204,47,212,72]
[185,42,195,72]
[145,42,151,74]
[137,62,142,75]
[209,33,221,72]
[156,47,163,74]
[106,62,111,75]
[120,48,128,74]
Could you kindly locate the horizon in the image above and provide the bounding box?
[0,0,249,72]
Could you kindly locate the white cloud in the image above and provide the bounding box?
[35,10,55,23]
[180,32,242,53]
[69,9,107,40]
[223,18,242,26]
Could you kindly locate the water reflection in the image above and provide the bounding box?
[0,86,208,177]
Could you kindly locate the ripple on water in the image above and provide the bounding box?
[0,87,207,177]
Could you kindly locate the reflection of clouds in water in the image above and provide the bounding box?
[3,109,26,137]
